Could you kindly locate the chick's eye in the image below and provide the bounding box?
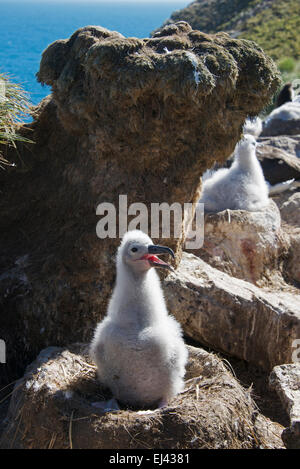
[131,247,138,253]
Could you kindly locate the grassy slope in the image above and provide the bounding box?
[240,0,300,61]
[169,0,300,62]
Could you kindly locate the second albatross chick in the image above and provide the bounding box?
[90,230,188,409]
[199,134,269,212]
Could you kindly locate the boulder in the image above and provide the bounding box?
[276,191,300,284]
[255,138,300,185]
[256,140,300,186]
[286,232,300,284]
[258,135,300,160]
[269,364,300,449]
[261,101,300,137]
[271,189,300,218]
[164,252,300,370]
[0,23,280,386]
[189,200,287,284]
[0,344,283,449]
[280,192,300,226]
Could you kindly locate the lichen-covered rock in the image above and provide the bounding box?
[190,200,287,284]
[0,344,283,449]
[0,23,280,386]
[164,252,300,370]
[269,364,300,449]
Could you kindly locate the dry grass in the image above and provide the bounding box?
[0,344,284,449]
[0,73,33,169]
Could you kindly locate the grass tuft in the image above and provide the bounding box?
[0,73,33,169]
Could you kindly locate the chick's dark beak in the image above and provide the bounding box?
[148,245,175,259]
[146,244,175,270]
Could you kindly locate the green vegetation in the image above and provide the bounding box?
[278,57,296,74]
[239,0,300,62]
[169,0,300,63]
[278,57,300,85]
[170,0,255,34]
[0,73,32,169]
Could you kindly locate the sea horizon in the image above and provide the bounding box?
[0,0,189,106]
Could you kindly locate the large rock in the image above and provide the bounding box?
[287,231,300,284]
[190,200,287,284]
[280,192,300,226]
[256,138,300,185]
[0,23,280,386]
[164,253,300,370]
[0,344,283,449]
[258,135,300,160]
[261,101,300,137]
[276,191,300,284]
[269,364,300,449]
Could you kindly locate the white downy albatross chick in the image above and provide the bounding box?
[243,116,262,137]
[199,134,269,212]
[90,230,188,409]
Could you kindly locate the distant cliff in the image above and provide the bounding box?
[160,0,300,62]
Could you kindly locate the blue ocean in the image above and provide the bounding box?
[0,0,188,105]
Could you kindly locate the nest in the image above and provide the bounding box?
[0,344,283,449]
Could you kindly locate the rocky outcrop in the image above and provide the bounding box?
[164,252,300,371]
[189,200,287,284]
[269,364,300,449]
[0,344,283,449]
[0,23,280,386]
